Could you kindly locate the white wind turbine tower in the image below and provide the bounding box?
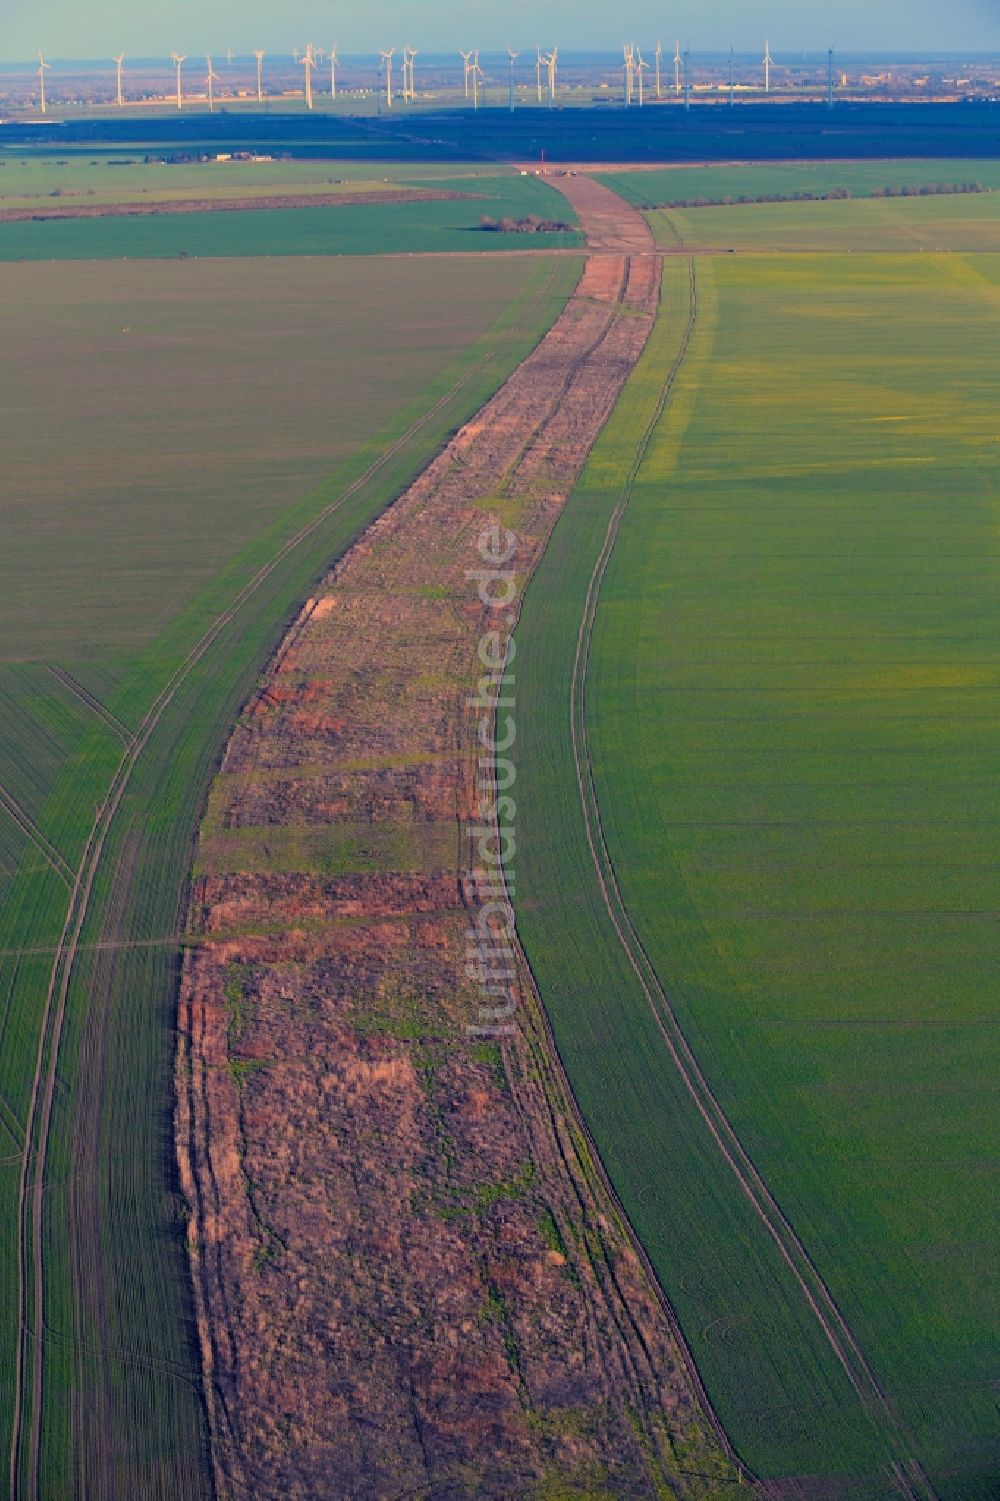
[226,47,233,64]
[655,39,662,100]
[254,49,265,103]
[636,48,647,107]
[205,54,219,111]
[673,39,682,95]
[507,48,518,112]
[764,39,773,94]
[471,50,484,110]
[113,53,125,108]
[37,52,51,115]
[546,48,558,107]
[329,46,338,98]
[171,53,186,110]
[460,50,473,101]
[301,44,316,110]
[535,48,543,104]
[623,45,634,107]
[402,46,417,102]
[380,48,395,108]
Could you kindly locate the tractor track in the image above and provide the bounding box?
[47,665,135,746]
[0,784,73,889]
[564,252,939,1501]
[6,259,567,1501]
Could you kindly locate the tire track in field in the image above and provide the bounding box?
[565,255,939,1501]
[0,785,72,889]
[47,665,135,747]
[7,261,567,1501]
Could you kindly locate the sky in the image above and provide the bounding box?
[6,0,1000,61]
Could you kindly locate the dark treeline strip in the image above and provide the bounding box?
[642,181,988,210]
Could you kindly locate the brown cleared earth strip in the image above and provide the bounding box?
[177,186,744,1497]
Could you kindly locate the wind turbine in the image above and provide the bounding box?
[205,54,219,112]
[171,53,186,110]
[38,52,51,116]
[329,45,338,99]
[402,46,417,102]
[684,46,691,109]
[301,44,316,110]
[655,39,663,100]
[827,47,836,108]
[469,50,483,110]
[635,49,647,107]
[507,48,518,112]
[254,48,265,103]
[673,39,682,95]
[545,48,557,108]
[226,47,233,65]
[535,48,543,104]
[113,53,125,108]
[460,50,473,101]
[623,44,634,108]
[764,38,773,94]
[380,48,395,108]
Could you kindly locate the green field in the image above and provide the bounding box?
[0,248,581,1496]
[513,237,1000,1496]
[600,157,1000,208]
[606,173,1000,254]
[0,164,582,260]
[0,150,513,205]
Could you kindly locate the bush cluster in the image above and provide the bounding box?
[478,214,574,233]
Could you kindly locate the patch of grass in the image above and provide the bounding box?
[196,818,457,878]
[470,1040,509,1093]
[473,1160,534,1212]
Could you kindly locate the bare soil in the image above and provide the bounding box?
[176,181,741,1499]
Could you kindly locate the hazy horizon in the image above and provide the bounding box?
[6,0,1000,64]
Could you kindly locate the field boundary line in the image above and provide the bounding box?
[0,785,72,889]
[7,258,570,1501]
[563,255,938,1501]
[47,665,135,746]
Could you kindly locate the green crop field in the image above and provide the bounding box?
[513,229,1000,1496]
[0,161,582,261]
[607,174,1000,254]
[600,157,1000,208]
[0,149,512,207]
[0,245,581,1496]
